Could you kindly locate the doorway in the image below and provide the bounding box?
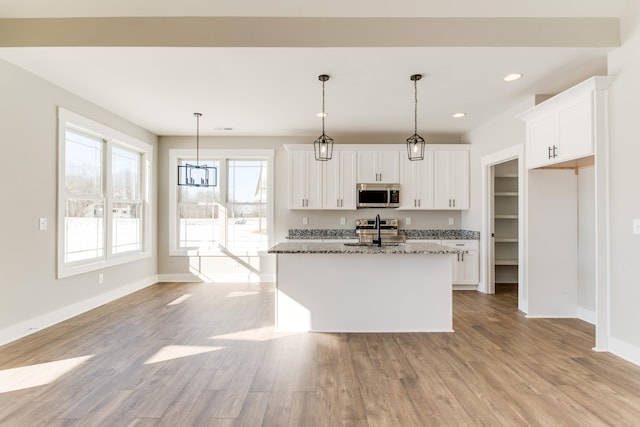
[480,144,525,313]
[492,159,519,296]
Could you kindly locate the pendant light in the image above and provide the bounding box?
[406,74,426,161]
[177,112,217,187]
[314,74,334,161]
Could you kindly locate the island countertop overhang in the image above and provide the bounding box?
[268,241,465,255]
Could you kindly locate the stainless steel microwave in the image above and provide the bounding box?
[356,183,400,208]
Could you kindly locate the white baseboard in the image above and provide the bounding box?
[577,307,596,325]
[0,275,158,347]
[608,336,640,367]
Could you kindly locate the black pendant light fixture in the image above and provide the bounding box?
[406,74,426,161]
[177,112,217,187]
[314,74,334,161]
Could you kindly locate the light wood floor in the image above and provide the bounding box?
[1,282,640,426]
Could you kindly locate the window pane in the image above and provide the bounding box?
[178,203,221,248]
[112,202,142,254]
[112,146,140,200]
[65,131,102,197]
[226,203,268,251]
[65,199,104,262]
[178,159,220,248]
[228,160,267,203]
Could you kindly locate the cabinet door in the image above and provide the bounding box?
[458,250,480,285]
[399,151,434,209]
[434,150,469,209]
[558,94,593,161]
[289,151,322,209]
[356,151,400,183]
[339,151,357,209]
[526,113,557,168]
[356,151,378,182]
[323,151,356,209]
[377,151,400,183]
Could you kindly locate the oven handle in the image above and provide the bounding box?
[387,188,391,208]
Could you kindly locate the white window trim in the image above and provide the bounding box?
[169,148,275,257]
[57,107,153,278]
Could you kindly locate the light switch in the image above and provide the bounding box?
[39,218,47,230]
[302,217,309,225]
[340,217,346,225]
[405,217,411,226]
[449,218,455,225]
[633,219,640,235]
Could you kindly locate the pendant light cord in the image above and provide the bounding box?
[413,77,418,135]
[321,79,326,135]
[194,112,201,166]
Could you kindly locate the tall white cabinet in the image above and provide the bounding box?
[289,150,322,209]
[399,151,434,209]
[323,151,357,210]
[434,149,470,209]
[518,76,612,331]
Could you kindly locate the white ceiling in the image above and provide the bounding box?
[0,0,626,138]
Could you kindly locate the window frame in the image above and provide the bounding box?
[168,148,274,257]
[57,108,153,279]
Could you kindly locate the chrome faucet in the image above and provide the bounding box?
[373,214,382,247]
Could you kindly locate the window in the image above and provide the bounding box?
[58,108,152,278]
[169,149,274,256]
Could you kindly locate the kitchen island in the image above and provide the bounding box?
[268,241,463,333]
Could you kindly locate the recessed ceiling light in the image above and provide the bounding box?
[452,112,467,118]
[504,73,523,82]
[316,112,327,118]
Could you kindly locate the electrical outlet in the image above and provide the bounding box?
[405,217,411,226]
[448,218,455,225]
[302,217,309,225]
[98,273,104,284]
[39,218,47,230]
[340,217,346,225]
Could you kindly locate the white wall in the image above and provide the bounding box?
[606,0,640,362]
[0,59,158,345]
[461,99,533,232]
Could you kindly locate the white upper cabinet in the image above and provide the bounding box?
[399,151,434,209]
[434,149,469,210]
[323,151,357,210]
[518,76,612,169]
[288,150,322,209]
[356,150,400,183]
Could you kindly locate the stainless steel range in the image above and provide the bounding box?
[355,218,406,244]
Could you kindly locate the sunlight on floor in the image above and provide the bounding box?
[144,345,224,364]
[0,355,93,394]
[225,291,260,298]
[167,293,193,305]
[209,326,301,342]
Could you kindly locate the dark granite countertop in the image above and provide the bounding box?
[269,241,464,255]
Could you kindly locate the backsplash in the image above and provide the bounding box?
[287,228,479,240]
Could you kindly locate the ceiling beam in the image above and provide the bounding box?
[0,17,620,48]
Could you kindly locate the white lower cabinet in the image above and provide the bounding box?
[440,240,479,287]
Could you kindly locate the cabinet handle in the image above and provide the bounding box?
[418,199,421,207]
[548,146,552,159]
[414,199,416,207]
[457,253,460,262]
[461,253,464,262]
[453,199,456,207]
[449,199,452,207]
[553,145,558,158]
